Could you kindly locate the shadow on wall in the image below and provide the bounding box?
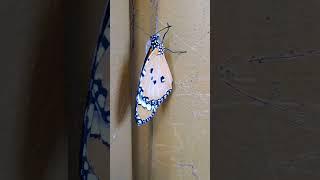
[116,57,131,126]
[16,2,65,180]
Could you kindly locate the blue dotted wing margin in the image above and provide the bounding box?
[80,1,110,180]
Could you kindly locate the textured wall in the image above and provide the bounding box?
[131,0,210,179]
[213,0,320,179]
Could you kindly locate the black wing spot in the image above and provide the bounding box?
[153,80,157,84]
[160,76,165,83]
[150,68,153,73]
[141,69,146,77]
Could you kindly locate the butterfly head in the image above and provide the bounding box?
[150,33,164,55]
[150,33,160,40]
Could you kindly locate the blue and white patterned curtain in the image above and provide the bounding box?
[80,1,110,179]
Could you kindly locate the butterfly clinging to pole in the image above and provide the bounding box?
[135,23,186,126]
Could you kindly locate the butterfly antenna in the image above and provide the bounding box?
[155,23,187,54]
[164,48,187,54]
[161,23,171,42]
[154,23,172,36]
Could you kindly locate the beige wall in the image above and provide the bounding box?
[131,0,210,180]
[110,0,133,179]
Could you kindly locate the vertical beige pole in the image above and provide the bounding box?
[110,0,133,180]
[130,0,156,180]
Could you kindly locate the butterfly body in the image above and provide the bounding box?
[135,34,173,126]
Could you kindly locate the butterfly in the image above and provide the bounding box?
[134,25,184,126]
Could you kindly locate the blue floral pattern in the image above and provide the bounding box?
[80,1,110,180]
